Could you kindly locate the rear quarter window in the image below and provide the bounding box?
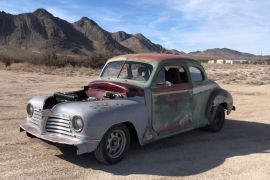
[189,66,204,82]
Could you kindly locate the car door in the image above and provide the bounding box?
[187,63,212,127]
[151,63,193,135]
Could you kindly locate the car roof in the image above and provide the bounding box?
[109,53,198,63]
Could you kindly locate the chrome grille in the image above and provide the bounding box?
[46,115,73,136]
[30,109,42,126]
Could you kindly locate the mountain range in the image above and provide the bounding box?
[0,8,268,61]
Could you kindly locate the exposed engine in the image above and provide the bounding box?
[43,80,144,109]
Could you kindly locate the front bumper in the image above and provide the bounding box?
[20,121,99,155]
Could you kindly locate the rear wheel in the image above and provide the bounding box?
[206,105,225,132]
[94,124,130,164]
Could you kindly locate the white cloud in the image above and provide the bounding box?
[148,13,170,28]
[138,0,270,54]
[88,8,126,23]
[45,7,80,22]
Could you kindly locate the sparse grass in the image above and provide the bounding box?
[246,80,265,85]
[0,62,5,69]
[0,62,100,76]
[0,52,110,68]
[0,52,106,76]
[1,57,269,85]
[203,64,270,85]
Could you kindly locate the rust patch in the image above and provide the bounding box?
[111,53,196,62]
[152,82,193,134]
[159,118,193,134]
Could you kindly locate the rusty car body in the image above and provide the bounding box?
[20,53,235,164]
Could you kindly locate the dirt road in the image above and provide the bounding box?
[0,69,270,180]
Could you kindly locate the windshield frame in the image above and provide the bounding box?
[100,60,154,84]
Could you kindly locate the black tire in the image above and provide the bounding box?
[94,124,130,164]
[206,105,225,132]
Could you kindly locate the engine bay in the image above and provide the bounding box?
[43,80,144,109]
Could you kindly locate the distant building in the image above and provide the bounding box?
[225,60,233,64]
[216,59,225,64]
[208,60,216,64]
[225,60,248,64]
[208,59,249,64]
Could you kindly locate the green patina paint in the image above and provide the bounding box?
[151,89,192,133]
[101,56,216,135]
[192,87,212,127]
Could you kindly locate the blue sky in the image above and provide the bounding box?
[1,0,270,55]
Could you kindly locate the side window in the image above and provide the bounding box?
[153,68,166,85]
[153,65,188,85]
[189,66,204,82]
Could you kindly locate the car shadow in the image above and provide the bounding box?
[58,119,270,176]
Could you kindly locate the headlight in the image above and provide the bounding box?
[26,103,34,117]
[72,116,84,132]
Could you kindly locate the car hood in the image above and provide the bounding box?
[50,98,143,118]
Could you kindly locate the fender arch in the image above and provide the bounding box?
[206,88,234,123]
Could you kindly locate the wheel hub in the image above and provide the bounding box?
[110,138,119,149]
[106,130,126,158]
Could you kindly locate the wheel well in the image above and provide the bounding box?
[220,102,228,110]
[123,122,139,145]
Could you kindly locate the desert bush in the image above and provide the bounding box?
[0,62,5,69]
[5,62,100,77]
[246,80,264,85]
[0,52,111,68]
[0,54,24,66]
[203,64,269,85]
[260,76,270,81]
[248,59,270,65]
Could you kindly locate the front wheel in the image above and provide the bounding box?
[94,124,130,164]
[206,105,225,132]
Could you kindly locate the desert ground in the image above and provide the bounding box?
[0,63,270,180]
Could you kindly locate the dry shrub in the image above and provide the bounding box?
[0,52,111,68]
[2,54,269,86]
[76,66,100,76]
[203,63,269,85]
[0,51,110,77]
[250,59,270,65]
[246,80,264,85]
[8,63,55,73]
[0,62,5,69]
[7,62,100,77]
[260,76,270,81]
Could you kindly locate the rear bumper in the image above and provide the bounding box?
[20,121,99,155]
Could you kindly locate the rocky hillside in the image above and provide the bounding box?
[0,8,172,56]
[73,17,132,55]
[0,9,93,54]
[188,48,269,60]
[111,31,165,53]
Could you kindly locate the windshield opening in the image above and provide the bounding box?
[101,61,153,82]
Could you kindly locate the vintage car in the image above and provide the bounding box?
[20,53,235,164]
